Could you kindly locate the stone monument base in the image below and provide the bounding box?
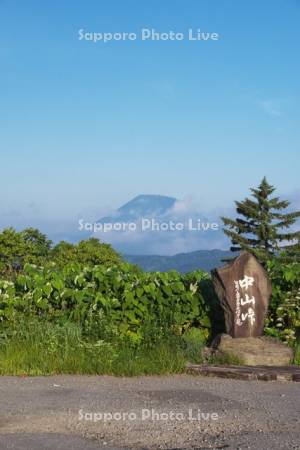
[211,334,294,366]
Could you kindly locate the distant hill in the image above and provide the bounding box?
[124,249,234,273]
[92,194,227,254]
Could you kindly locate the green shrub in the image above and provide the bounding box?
[265,259,300,346]
[0,263,210,345]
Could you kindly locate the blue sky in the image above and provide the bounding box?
[1,0,300,236]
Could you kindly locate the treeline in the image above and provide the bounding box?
[0,228,122,277]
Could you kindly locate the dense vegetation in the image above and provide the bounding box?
[0,180,300,376]
[0,229,215,374]
[0,263,211,344]
[265,258,300,346]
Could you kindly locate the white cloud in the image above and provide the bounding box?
[257,99,283,117]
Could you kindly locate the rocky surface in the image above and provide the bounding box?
[187,363,300,382]
[0,375,300,449]
[211,333,294,366]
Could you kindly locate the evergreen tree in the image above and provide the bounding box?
[221,177,300,264]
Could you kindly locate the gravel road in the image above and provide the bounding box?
[0,375,299,449]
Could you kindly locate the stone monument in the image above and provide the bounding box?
[212,251,271,338]
[211,252,293,366]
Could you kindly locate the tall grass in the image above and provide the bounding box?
[0,318,186,376]
[294,342,300,365]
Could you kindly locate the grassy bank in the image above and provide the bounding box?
[1,318,298,375]
[0,318,188,376]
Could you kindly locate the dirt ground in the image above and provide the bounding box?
[0,375,299,449]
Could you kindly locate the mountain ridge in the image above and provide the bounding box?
[124,249,233,273]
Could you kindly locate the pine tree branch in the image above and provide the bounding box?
[277,231,300,240]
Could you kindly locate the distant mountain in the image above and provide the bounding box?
[99,194,177,223]
[124,249,234,273]
[92,194,227,254]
